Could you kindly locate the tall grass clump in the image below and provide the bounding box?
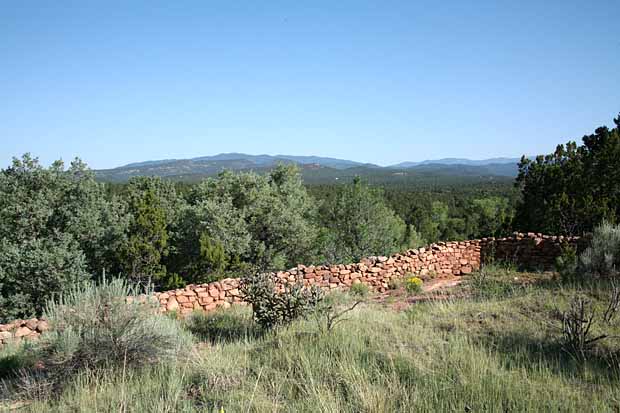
[579,221,620,278]
[185,307,262,344]
[470,262,522,299]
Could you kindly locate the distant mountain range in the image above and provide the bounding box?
[121,153,372,170]
[389,157,520,168]
[95,153,521,183]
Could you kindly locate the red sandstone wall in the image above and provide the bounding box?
[154,233,580,316]
[0,318,49,346]
[481,233,581,269]
[0,233,579,346]
[156,239,482,315]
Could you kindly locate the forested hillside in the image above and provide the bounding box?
[94,154,519,183]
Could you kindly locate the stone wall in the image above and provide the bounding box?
[481,233,581,269]
[155,232,580,316]
[156,238,482,316]
[0,318,49,346]
[0,233,580,346]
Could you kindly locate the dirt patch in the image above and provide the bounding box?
[372,276,468,311]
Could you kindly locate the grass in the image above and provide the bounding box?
[3,271,620,412]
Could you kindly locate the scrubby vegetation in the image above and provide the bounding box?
[239,272,324,330]
[2,113,617,321]
[0,279,191,401]
[1,114,619,410]
[3,266,620,411]
[2,227,620,411]
[0,157,515,323]
[555,221,620,282]
[579,221,620,278]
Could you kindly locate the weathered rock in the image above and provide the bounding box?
[14,327,33,338]
[166,297,179,311]
[36,320,49,332]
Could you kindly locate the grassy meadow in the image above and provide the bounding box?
[2,267,620,412]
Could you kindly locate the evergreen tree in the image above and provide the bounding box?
[514,114,620,235]
[319,177,407,263]
[188,164,319,272]
[199,233,228,274]
[0,154,123,321]
[120,186,169,285]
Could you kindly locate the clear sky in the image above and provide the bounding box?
[1,1,618,169]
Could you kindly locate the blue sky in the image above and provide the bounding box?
[1,1,618,169]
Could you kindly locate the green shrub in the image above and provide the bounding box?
[0,235,90,323]
[349,282,370,298]
[0,155,129,322]
[579,221,620,278]
[38,278,192,383]
[555,242,578,282]
[240,273,324,330]
[404,276,423,295]
[319,177,407,263]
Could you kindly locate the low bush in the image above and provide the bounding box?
[349,282,370,298]
[578,221,620,278]
[29,278,192,393]
[239,273,324,330]
[555,242,578,282]
[404,276,423,295]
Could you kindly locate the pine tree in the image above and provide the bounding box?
[120,188,169,285]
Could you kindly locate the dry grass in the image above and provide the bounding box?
[3,271,620,412]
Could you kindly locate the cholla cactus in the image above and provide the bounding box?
[239,273,324,330]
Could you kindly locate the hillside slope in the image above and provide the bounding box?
[95,153,519,183]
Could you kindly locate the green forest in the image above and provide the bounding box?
[1,114,618,323]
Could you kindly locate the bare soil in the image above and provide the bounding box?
[372,276,468,311]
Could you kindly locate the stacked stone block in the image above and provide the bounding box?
[155,239,483,315]
[0,318,49,345]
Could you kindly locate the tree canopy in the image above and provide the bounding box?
[514,114,620,235]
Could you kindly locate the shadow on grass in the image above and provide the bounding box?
[185,309,265,344]
[475,329,620,382]
[0,343,38,381]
